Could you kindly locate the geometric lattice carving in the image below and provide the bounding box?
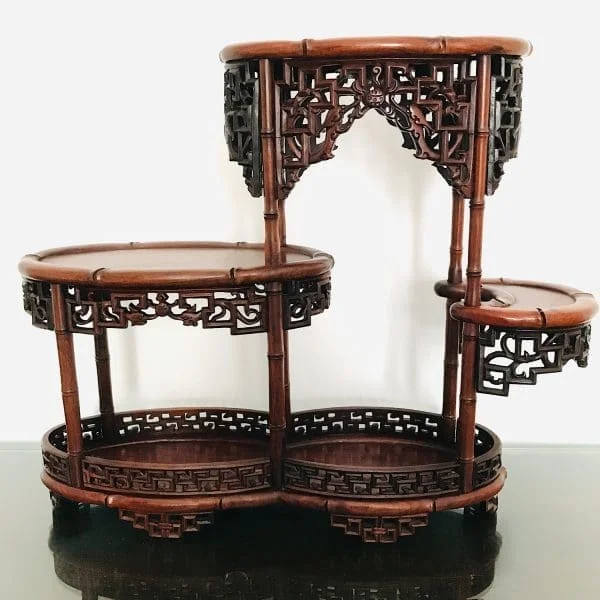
[289,407,443,441]
[83,460,271,495]
[115,408,270,440]
[118,510,214,539]
[465,495,499,518]
[487,57,523,194]
[22,279,53,329]
[477,324,591,396]
[330,513,429,543]
[283,276,331,329]
[42,449,70,484]
[284,462,461,498]
[224,61,262,197]
[64,285,268,335]
[277,59,476,199]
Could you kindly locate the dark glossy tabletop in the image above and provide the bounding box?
[1,445,598,599]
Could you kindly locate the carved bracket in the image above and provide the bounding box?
[283,275,331,329]
[224,61,262,197]
[487,57,523,194]
[276,59,477,199]
[118,510,214,539]
[477,324,591,396]
[22,279,53,330]
[330,514,429,543]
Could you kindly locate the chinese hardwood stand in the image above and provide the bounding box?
[20,36,598,542]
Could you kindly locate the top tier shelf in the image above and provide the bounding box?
[220,36,533,61]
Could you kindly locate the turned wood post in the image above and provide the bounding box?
[279,198,291,422]
[457,55,492,492]
[94,329,116,439]
[441,190,465,443]
[259,58,286,488]
[51,284,83,487]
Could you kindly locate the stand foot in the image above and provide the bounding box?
[464,495,498,518]
[330,514,429,543]
[50,492,89,513]
[118,509,214,539]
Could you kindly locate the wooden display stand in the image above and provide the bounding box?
[20,36,597,541]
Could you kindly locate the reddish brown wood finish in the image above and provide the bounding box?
[456,54,492,493]
[220,36,533,62]
[94,330,115,440]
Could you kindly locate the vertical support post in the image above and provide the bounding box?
[51,284,83,488]
[279,197,291,422]
[259,58,286,488]
[441,190,465,443]
[457,55,492,492]
[94,330,116,440]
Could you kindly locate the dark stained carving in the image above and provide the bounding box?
[283,275,331,329]
[331,514,429,542]
[477,324,591,396]
[118,510,214,539]
[487,57,523,194]
[276,59,476,199]
[224,61,262,197]
[22,279,53,330]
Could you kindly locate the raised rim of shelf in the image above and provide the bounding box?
[220,36,533,62]
[19,241,333,288]
[435,278,597,328]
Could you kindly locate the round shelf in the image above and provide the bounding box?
[283,408,502,499]
[19,241,333,288]
[220,36,532,62]
[435,278,597,329]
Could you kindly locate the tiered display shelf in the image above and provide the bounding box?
[21,36,597,541]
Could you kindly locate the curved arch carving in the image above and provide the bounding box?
[276,59,477,199]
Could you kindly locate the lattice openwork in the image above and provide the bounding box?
[118,510,214,539]
[64,285,268,335]
[22,279,53,329]
[276,59,477,199]
[477,324,591,396]
[224,61,262,197]
[330,514,429,543]
[283,276,331,329]
[487,57,523,194]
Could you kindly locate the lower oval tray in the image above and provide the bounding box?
[43,407,271,495]
[283,407,501,499]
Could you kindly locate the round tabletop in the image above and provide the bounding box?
[220,36,533,62]
[450,279,598,329]
[19,242,333,288]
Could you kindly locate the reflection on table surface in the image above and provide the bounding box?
[49,504,500,600]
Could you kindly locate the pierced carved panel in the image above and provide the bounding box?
[224,61,262,197]
[330,514,429,543]
[276,59,476,199]
[83,460,271,495]
[118,509,214,539]
[477,324,591,396]
[283,275,331,329]
[284,462,461,497]
[487,57,523,194]
[22,279,53,329]
[64,285,268,335]
[42,449,70,484]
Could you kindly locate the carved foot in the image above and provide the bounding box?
[330,514,429,543]
[118,509,214,538]
[50,492,89,513]
[464,495,499,518]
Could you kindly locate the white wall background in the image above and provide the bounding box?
[1,1,598,444]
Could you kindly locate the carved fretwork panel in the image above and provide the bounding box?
[283,276,331,329]
[22,279,53,330]
[330,514,429,543]
[276,59,476,199]
[487,57,523,194]
[224,61,262,197]
[118,510,214,539]
[64,285,268,335]
[477,324,591,396]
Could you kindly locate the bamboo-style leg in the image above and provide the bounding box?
[279,198,291,423]
[457,55,492,492]
[51,284,83,488]
[94,330,116,440]
[260,58,286,488]
[441,190,465,443]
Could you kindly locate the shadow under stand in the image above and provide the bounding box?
[21,36,597,541]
